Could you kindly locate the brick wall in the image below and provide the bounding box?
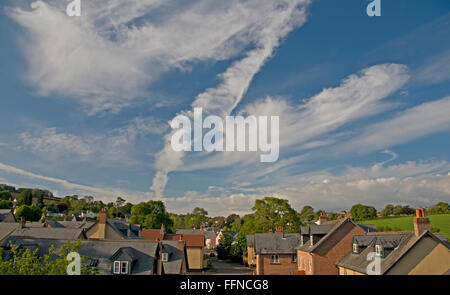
[256,253,298,275]
[298,220,365,275]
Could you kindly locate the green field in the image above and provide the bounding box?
[360,214,450,239]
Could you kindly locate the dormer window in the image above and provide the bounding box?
[375,245,382,257]
[162,253,169,262]
[352,243,359,253]
[113,261,129,274]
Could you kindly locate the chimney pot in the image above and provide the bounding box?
[414,208,430,236]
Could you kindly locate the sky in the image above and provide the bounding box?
[0,0,449,216]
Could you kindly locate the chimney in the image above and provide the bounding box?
[83,217,87,222]
[413,208,430,236]
[275,226,284,233]
[177,236,185,252]
[268,228,273,233]
[318,212,327,225]
[19,217,26,229]
[63,215,68,221]
[160,224,166,235]
[98,207,107,224]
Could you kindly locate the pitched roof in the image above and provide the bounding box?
[106,219,142,239]
[2,238,159,275]
[5,227,86,241]
[336,230,450,274]
[141,229,164,241]
[0,223,18,242]
[297,218,351,252]
[246,235,255,247]
[160,240,184,274]
[254,233,301,254]
[0,210,15,222]
[176,229,216,241]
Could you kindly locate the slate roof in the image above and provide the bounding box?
[0,223,18,243]
[0,210,15,222]
[1,237,159,275]
[5,227,86,241]
[107,219,142,239]
[336,230,450,274]
[297,218,349,252]
[253,233,301,255]
[160,240,184,274]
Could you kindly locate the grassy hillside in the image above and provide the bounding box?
[360,214,450,239]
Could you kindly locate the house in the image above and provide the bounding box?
[156,240,187,275]
[252,227,301,275]
[296,214,368,275]
[245,235,256,267]
[0,209,16,223]
[143,225,208,271]
[337,208,450,275]
[177,229,217,249]
[85,208,142,239]
[1,237,161,275]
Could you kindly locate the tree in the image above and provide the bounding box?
[57,202,68,213]
[251,197,301,233]
[381,204,394,217]
[0,200,13,209]
[393,205,404,216]
[0,191,12,201]
[300,206,315,222]
[349,204,377,221]
[427,202,449,215]
[15,205,42,221]
[0,240,97,275]
[169,213,186,229]
[129,201,173,231]
[216,233,233,260]
[17,189,33,206]
[115,197,126,208]
[185,207,209,229]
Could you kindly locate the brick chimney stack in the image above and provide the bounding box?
[318,212,327,225]
[413,208,430,236]
[160,224,166,235]
[98,207,107,224]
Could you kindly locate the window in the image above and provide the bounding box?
[291,255,297,263]
[352,243,359,253]
[121,261,129,274]
[162,253,169,262]
[114,261,129,274]
[113,261,120,274]
[375,245,382,256]
[270,255,279,264]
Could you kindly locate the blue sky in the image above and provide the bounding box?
[0,0,449,216]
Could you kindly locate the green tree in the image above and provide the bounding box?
[0,240,97,275]
[129,200,173,231]
[349,204,377,221]
[216,233,233,260]
[0,191,12,201]
[300,205,315,222]
[17,189,33,206]
[427,202,449,215]
[251,197,301,233]
[185,207,209,229]
[393,205,404,216]
[381,204,394,217]
[170,213,186,229]
[0,200,13,209]
[15,205,42,221]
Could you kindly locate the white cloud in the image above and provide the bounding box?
[150,0,311,197]
[19,116,167,164]
[336,95,450,154]
[8,0,310,114]
[415,50,450,85]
